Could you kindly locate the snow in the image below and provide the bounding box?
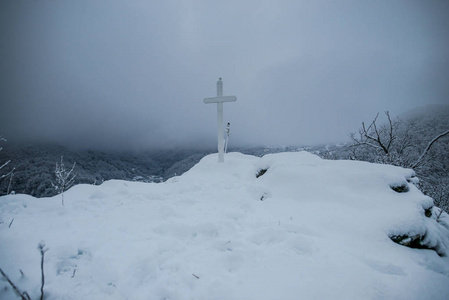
[1,151,449,300]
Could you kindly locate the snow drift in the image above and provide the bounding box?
[1,151,449,300]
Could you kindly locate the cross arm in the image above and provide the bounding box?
[203,96,237,104]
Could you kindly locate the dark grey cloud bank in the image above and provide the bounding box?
[1,0,448,151]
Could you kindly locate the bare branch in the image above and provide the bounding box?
[356,141,382,150]
[0,159,10,171]
[38,242,48,300]
[351,112,397,157]
[0,268,31,300]
[7,169,15,194]
[385,111,395,152]
[411,129,449,169]
[350,130,383,151]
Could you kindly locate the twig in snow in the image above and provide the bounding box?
[192,274,200,279]
[7,168,15,195]
[436,207,445,223]
[38,242,48,300]
[9,218,14,228]
[0,268,31,300]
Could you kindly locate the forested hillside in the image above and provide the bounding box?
[0,145,213,197]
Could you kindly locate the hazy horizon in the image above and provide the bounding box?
[1,1,448,151]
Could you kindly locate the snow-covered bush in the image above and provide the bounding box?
[0,136,14,194]
[0,136,11,179]
[52,156,76,206]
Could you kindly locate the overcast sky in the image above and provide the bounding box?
[1,0,448,151]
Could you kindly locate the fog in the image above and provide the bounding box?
[1,0,448,151]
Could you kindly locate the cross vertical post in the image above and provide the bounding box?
[204,78,237,163]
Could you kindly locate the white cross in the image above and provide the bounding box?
[204,78,237,163]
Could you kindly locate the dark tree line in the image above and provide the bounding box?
[0,145,213,198]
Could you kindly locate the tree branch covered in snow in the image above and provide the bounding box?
[411,129,449,169]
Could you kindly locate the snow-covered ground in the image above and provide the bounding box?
[1,152,449,300]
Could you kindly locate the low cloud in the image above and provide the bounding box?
[1,0,448,151]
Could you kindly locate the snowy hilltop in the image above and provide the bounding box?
[1,152,449,300]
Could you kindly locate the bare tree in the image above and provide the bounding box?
[52,156,76,206]
[350,111,449,168]
[348,110,449,212]
[350,111,399,164]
